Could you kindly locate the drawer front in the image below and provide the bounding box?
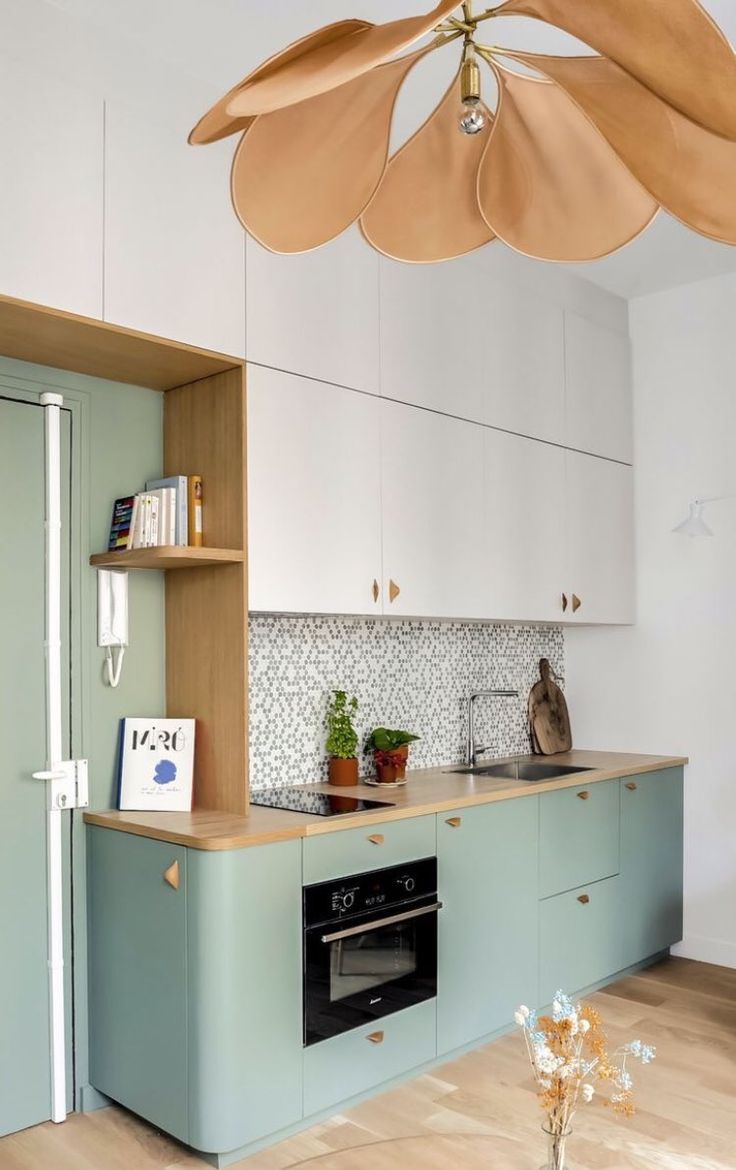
[539,875,623,1004]
[303,814,436,885]
[303,1000,437,1117]
[539,778,620,898]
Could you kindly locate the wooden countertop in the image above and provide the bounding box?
[83,750,687,851]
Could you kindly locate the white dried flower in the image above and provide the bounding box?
[518,1005,530,1018]
[514,1011,527,1027]
[580,1019,591,1033]
[582,1084,595,1103]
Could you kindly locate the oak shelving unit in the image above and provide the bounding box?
[0,292,250,816]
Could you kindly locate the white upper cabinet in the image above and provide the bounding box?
[484,429,567,623]
[379,257,566,445]
[247,367,382,616]
[0,54,103,317]
[246,231,380,394]
[564,312,633,463]
[380,400,486,619]
[565,450,635,625]
[104,101,245,355]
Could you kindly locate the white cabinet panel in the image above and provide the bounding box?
[104,102,245,355]
[0,55,102,316]
[564,312,633,463]
[566,451,635,625]
[247,367,382,615]
[380,258,565,444]
[246,231,380,394]
[381,400,485,619]
[484,430,567,623]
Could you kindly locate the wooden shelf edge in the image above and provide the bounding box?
[89,546,245,570]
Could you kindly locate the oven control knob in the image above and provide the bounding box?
[341,891,356,911]
[399,876,416,894]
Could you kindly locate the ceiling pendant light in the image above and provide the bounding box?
[189,0,736,264]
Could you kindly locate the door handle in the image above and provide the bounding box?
[446,816,462,828]
[372,579,380,603]
[367,834,384,845]
[577,790,590,800]
[388,579,400,603]
[561,593,568,612]
[367,1031,384,1045]
[163,860,180,890]
[577,894,590,905]
[321,902,443,944]
[625,781,638,791]
[572,593,582,613]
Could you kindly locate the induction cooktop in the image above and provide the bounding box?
[250,785,395,817]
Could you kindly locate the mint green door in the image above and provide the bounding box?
[437,798,539,1055]
[620,769,684,968]
[0,396,71,1136]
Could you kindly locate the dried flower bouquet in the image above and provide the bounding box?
[515,991,656,1170]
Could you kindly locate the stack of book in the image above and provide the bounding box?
[107,475,203,551]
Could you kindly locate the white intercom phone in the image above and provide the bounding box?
[97,569,128,687]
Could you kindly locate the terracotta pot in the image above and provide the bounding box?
[375,763,398,784]
[394,744,409,780]
[328,757,359,787]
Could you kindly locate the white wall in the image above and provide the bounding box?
[566,271,736,969]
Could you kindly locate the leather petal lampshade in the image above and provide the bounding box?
[190,0,736,264]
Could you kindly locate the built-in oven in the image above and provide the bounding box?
[303,856,440,1046]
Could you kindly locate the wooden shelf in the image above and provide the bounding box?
[0,292,242,391]
[90,546,245,570]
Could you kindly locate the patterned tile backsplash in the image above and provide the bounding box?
[248,615,564,789]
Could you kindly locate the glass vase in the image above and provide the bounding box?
[539,1122,573,1170]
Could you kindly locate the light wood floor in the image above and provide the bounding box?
[2,958,735,1170]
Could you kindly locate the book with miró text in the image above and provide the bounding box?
[117,717,196,811]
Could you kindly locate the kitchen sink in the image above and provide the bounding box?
[447,761,595,782]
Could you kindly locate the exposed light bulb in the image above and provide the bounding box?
[459,50,485,135]
[459,99,486,135]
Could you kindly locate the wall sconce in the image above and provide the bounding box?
[673,495,736,537]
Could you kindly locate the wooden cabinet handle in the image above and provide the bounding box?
[625,781,638,791]
[163,860,180,890]
[577,790,590,800]
[572,593,582,613]
[446,816,462,828]
[388,579,400,603]
[366,1031,384,1044]
[372,579,380,603]
[561,592,568,613]
[367,834,384,845]
[577,893,590,905]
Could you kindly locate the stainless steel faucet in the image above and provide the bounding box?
[467,690,519,766]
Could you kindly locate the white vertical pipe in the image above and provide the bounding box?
[40,391,66,1124]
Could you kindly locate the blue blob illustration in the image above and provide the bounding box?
[153,758,177,786]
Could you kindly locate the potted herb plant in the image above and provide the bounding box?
[365,727,420,782]
[325,690,360,786]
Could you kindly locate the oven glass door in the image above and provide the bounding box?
[304,898,439,1046]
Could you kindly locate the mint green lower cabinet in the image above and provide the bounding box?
[437,799,539,1055]
[87,828,190,1142]
[620,768,684,969]
[539,778,620,898]
[87,828,303,1157]
[186,845,303,1153]
[539,875,624,1004]
[303,1000,436,1117]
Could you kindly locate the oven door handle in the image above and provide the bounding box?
[320,900,443,944]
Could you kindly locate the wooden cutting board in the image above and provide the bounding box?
[528,658,572,755]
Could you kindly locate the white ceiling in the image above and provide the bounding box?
[45,0,736,300]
